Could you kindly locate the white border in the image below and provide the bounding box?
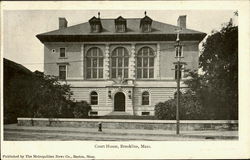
[1,1,250,159]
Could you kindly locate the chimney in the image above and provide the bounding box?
[177,15,186,29]
[59,17,68,29]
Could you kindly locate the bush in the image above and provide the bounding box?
[155,100,176,120]
[155,90,204,120]
[72,101,92,118]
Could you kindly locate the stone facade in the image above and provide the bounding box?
[38,14,206,116]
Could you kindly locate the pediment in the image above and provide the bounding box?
[89,16,101,24]
[115,16,126,22]
[141,16,152,23]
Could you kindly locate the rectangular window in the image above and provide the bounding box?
[137,69,142,78]
[92,69,97,78]
[143,58,148,67]
[149,58,154,67]
[59,65,66,80]
[112,69,116,78]
[118,69,123,77]
[175,65,183,80]
[116,24,125,32]
[98,69,103,78]
[87,69,91,78]
[137,58,142,67]
[124,69,128,78]
[99,58,103,67]
[143,69,148,78]
[142,112,150,116]
[91,24,100,33]
[90,111,98,116]
[60,48,66,58]
[93,58,97,67]
[118,58,123,67]
[142,24,151,32]
[87,59,91,67]
[149,69,154,78]
[112,58,117,67]
[124,58,129,67]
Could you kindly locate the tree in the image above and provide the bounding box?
[185,20,238,120]
[72,101,92,118]
[4,59,92,123]
[27,71,73,118]
[155,90,204,120]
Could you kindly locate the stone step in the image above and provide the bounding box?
[106,112,131,116]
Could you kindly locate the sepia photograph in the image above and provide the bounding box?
[1,1,249,159]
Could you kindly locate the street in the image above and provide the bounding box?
[4,124,238,141]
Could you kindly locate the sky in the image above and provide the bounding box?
[3,10,237,72]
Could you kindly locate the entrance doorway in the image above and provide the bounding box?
[114,92,125,111]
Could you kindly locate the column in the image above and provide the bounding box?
[129,44,136,79]
[81,44,85,79]
[104,44,110,79]
[155,43,160,79]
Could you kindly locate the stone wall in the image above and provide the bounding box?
[18,118,238,131]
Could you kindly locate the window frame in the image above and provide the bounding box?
[110,47,129,79]
[116,24,126,32]
[136,47,155,79]
[142,23,151,32]
[59,47,66,58]
[86,47,104,79]
[59,65,67,80]
[141,91,150,106]
[90,91,98,105]
[141,112,150,116]
[91,24,101,33]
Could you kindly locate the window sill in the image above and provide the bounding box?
[85,79,105,81]
[59,57,68,59]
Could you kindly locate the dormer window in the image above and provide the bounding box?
[89,13,102,33]
[115,16,127,33]
[140,11,152,33]
[116,24,125,32]
[142,23,151,32]
[91,24,101,33]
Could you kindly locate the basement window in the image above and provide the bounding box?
[90,111,98,116]
[141,112,150,116]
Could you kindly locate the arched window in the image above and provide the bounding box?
[90,91,98,105]
[111,47,129,78]
[137,47,154,79]
[142,91,150,105]
[86,47,103,79]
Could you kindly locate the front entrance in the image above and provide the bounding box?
[114,92,125,111]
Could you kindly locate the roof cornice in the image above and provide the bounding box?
[36,33,206,43]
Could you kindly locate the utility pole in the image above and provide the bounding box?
[174,27,184,135]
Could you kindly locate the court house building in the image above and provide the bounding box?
[37,13,206,116]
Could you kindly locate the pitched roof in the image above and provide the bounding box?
[37,18,206,42]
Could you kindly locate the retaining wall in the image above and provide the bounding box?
[17,118,238,131]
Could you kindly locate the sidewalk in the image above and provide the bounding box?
[4,124,238,140]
